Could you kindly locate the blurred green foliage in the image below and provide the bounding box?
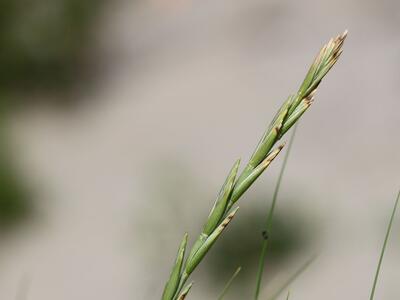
[0,160,31,231]
[0,0,106,231]
[0,130,32,232]
[0,0,104,97]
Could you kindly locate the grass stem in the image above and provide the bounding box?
[286,291,290,300]
[369,190,400,300]
[267,255,316,300]
[254,124,298,300]
[217,267,242,300]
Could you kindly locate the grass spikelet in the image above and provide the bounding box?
[177,282,193,300]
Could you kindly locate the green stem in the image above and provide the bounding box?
[369,190,400,300]
[286,291,290,300]
[217,267,242,300]
[254,125,298,300]
[267,255,316,300]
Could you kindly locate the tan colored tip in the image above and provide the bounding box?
[261,144,285,167]
[219,207,239,230]
[309,88,317,98]
[334,30,348,48]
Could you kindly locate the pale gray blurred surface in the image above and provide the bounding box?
[1,0,400,299]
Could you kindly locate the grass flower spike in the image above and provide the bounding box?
[162,31,347,299]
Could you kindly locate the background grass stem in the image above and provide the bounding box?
[369,190,400,300]
[254,124,298,300]
[217,267,242,300]
[286,291,290,300]
[267,255,317,300]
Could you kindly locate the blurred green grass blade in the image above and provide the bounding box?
[217,266,242,300]
[286,291,290,300]
[266,125,297,232]
[369,190,400,300]
[177,282,193,300]
[254,125,297,300]
[162,233,188,300]
[267,255,317,300]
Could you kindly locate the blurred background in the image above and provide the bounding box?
[0,0,399,299]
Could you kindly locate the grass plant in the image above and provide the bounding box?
[162,31,347,300]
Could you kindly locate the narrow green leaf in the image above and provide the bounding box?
[230,145,284,205]
[162,233,188,300]
[218,266,242,300]
[177,282,193,300]
[286,291,290,300]
[254,125,297,300]
[203,159,240,235]
[369,190,400,300]
[185,208,239,275]
[267,255,317,300]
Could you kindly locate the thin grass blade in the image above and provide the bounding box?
[286,291,290,300]
[369,190,400,300]
[217,266,242,300]
[254,125,298,300]
[267,255,317,300]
